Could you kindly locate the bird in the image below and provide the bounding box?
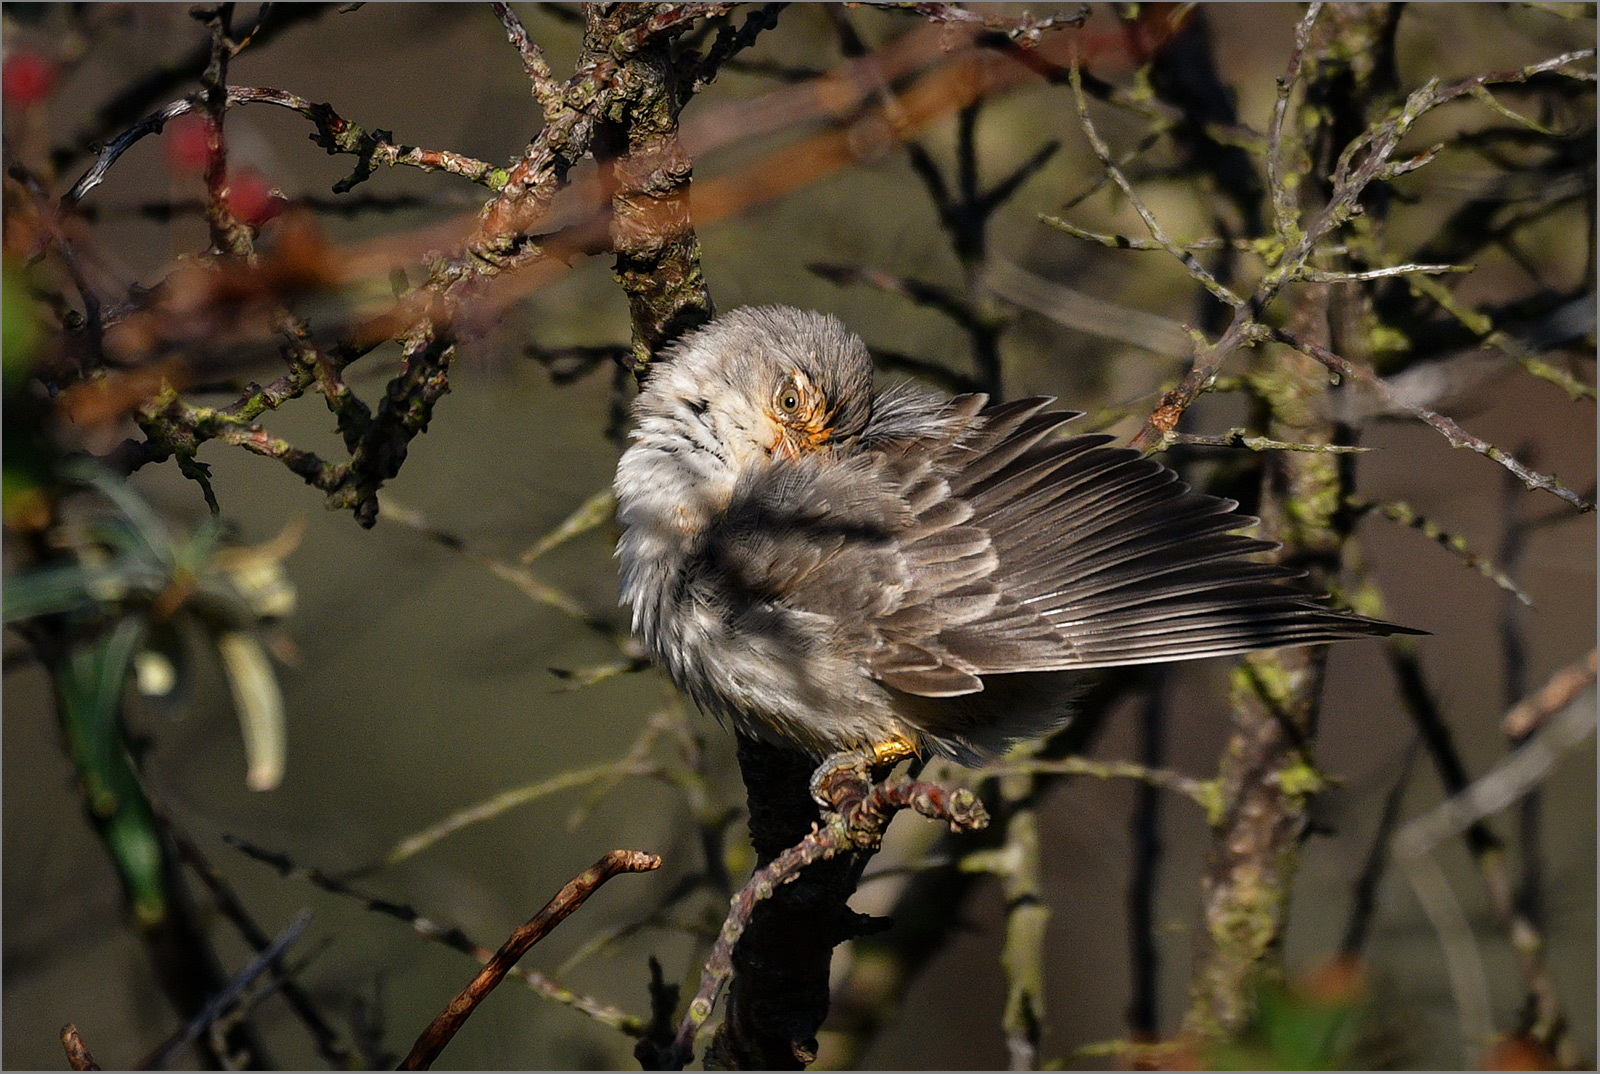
[615,305,1414,777]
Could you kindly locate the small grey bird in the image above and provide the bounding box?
[616,306,1410,770]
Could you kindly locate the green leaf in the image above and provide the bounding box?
[56,616,169,926]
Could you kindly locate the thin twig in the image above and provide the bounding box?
[399,850,661,1070]
[360,763,635,874]
[1349,496,1533,605]
[691,3,789,92]
[1066,51,1242,309]
[986,757,1219,820]
[808,261,988,335]
[1040,215,1230,251]
[65,87,508,205]
[226,836,653,1035]
[165,821,354,1066]
[141,910,312,1070]
[1275,328,1595,512]
[1339,740,1420,958]
[871,1,1088,44]
[1168,430,1371,454]
[1266,3,1322,239]
[1293,263,1469,282]
[491,2,563,115]
[195,3,254,257]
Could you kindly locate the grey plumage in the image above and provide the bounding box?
[615,306,1415,764]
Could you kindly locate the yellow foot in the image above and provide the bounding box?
[870,734,920,767]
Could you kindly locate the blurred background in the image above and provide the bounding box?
[3,3,1594,1069]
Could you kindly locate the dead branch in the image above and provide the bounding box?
[399,849,662,1071]
[226,837,652,1036]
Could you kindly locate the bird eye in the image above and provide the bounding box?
[777,384,801,415]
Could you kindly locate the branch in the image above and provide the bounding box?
[65,86,508,205]
[1275,328,1595,512]
[1066,52,1242,309]
[1266,3,1322,240]
[491,2,563,116]
[140,909,312,1070]
[1349,496,1533,606]
[663,763,988,1069]
[986,757,1219,819]
[689,3,790,92]
[399,850,662,1071]
[226,837,652,1035]
[194,3,255,257]
[873,1,1088,44]
[808,261,990,335]
[1167,429,1371,454]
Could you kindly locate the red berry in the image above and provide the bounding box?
[165,114,215,174]
[3,51,58,107]
[226,169,285,227]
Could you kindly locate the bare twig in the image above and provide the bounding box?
[399,850,662,1070]
[1040,215,1231,252]
[194,3,254,257]
[690,3,789,92]
[1066,52,1242,310]
[1349,496,1533,605]
[65,86,508,205]
[1276,329,1595,512]
[1393,658,1595,1063]
[808,261,988,335]
[1168,429,1370,453]
[226,837,652,1035]
[1339,740,1419,958]
[491,2,562,115]
[165,821,354,1066]
[985,757,1218,819]
[141,909,312,1070]
[1266,3,1322,240]
[871,1,1088,44]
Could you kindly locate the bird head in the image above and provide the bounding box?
[633,306,875,475]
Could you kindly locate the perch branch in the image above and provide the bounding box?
[665,772,988,1069]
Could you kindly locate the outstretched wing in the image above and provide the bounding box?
[856,390,1414,698]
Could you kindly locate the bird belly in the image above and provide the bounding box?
[658,592,912,758]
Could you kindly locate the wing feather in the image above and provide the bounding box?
[857,394,1414,698]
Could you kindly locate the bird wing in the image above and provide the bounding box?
[855,391,1413,698]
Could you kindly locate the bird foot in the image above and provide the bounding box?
[809,736,919,810]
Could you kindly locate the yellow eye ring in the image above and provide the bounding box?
[777,385,801,414]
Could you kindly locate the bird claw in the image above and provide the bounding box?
[809,736,919,810]
[809,750,872,810]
